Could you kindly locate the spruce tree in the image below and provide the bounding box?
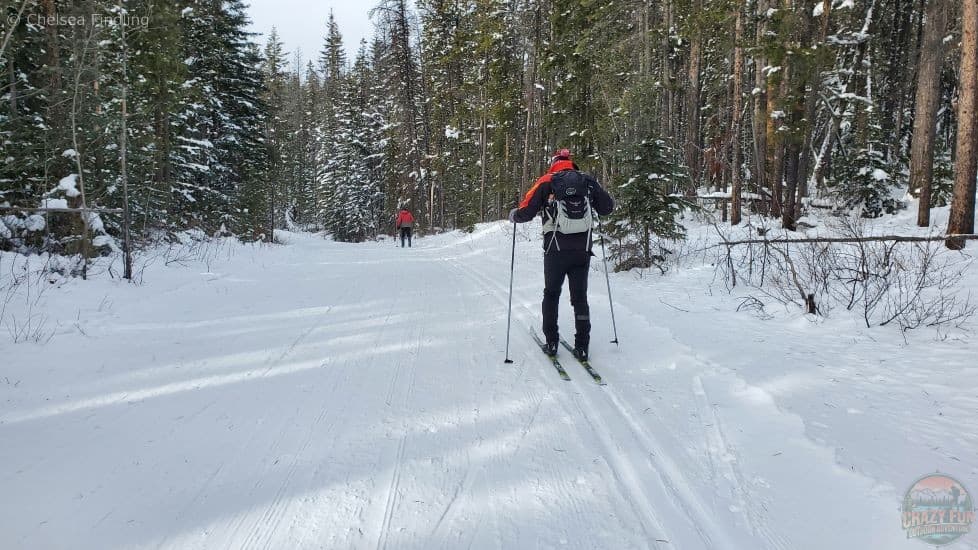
[606,139,690,270]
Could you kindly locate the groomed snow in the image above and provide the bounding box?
[1,215,975,550]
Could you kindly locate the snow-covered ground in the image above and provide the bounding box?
[1,212,976,549]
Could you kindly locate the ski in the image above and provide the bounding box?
[559,340,605,385]
[531,332,571,381]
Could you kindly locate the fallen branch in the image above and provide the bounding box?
[0,207,125,214]
[716,234,978,246]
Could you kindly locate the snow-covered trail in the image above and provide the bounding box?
[1,231,692,550]
[1,225,973,549]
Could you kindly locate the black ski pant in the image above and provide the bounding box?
[400,227,412,247]
[542,250,591,349]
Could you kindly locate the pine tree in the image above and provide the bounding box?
[324,76,381,242]
[262,28,289,233]
[606,139,690,270]
[314,12,348,230]
[1,2,49,212]
[372,0,425,221]
[185,0,268,238]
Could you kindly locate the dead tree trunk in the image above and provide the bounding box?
[684,1,703,196]
[731,0,745,225]
[752,0,769,204]
[946,0,978,249]
[909,0,952,227]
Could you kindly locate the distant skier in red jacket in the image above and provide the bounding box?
[395,208,415,247]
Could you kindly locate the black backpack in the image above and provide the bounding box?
[546,170,595,234]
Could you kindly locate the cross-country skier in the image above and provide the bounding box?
[508,148,615,360]
[395,208,415,248]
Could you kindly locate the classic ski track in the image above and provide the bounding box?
[426,268,486,548]
[222,402,303,550]
[437,251,603,548]
[377,436,408,550]
[445,249,753,549]
[156,376,296,550]
[567,389,669,546]
[377,331,421,550]
[244,399,335,550]
[370,272,410,548]
[443,255,677,545]
[261,321,319,376]
[601,387,739,549]
[218,283,357,549]
[382,294,406,407]
[154,461,228,550]
[212,334,333,550]
[374,281,425,550]
[428,459,472,545]
[691,376,791,550]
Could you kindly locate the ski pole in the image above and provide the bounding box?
[504,220,517,363]
[597,222,619,345]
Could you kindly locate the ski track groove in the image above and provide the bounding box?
[261,321,318,376]
[223,325,344,549]
[252,401,334,550]
[692,376,791,550]
[373,271,426,550]
[437,249,580,549]
[426,258,485,548]
[444,254,677,545]
[377,436,407,550]
[153,462,227,550]
[429,462,470,545]
[229,403,301,550]
[445,245,763,549]
[155,382,290,550]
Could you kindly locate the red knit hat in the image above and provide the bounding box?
[551,148,572,165]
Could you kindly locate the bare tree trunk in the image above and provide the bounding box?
[946,0,978,249]
[782,0,816,230]
[521,3,542,197]
[662,0,675,138]
[795,87,818,217]
[684,1,702,195]
[887,0,915,153]
[909,0,951,227]
[119,0,133,280]
[641,1,651,78]
[479,86,488,222]
[731,0,746,225]
[782,90,804,230]
[68,24,98,277]
[752,0,769,202]
[767,72,786,218]
[7,53,15,115]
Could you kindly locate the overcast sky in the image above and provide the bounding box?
[246,1,376,67]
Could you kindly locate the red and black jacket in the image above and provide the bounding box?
[512,160,615,252]
[395,210,414,229]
